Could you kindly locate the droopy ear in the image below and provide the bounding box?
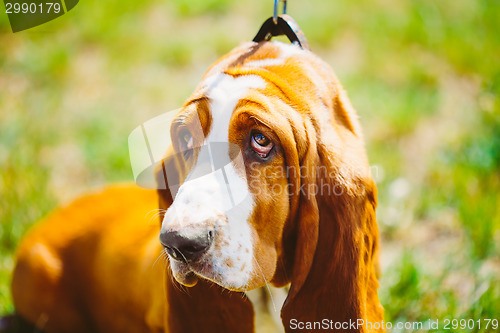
[281,99,384,332]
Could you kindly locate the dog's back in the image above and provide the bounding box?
[10,185,165,333]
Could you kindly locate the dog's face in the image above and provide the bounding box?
[158,41,362,292]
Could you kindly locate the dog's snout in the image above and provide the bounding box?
[160,230,213,262]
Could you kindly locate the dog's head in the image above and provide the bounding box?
[157,41,382,323]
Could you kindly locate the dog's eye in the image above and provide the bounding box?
[251,132,273,158]
[179,131,194,157]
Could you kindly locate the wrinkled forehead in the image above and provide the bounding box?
[205,41,304,77]
[179,42,336,136]
[204,41,318,78]
[129,42,336,189]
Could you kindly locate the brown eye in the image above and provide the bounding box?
[179,131,193,157]
[251,132,273,158]
[183,133,193,149]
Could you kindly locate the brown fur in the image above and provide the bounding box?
[10,41,383,332]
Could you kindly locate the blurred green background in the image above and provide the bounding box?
[0,0,499,331]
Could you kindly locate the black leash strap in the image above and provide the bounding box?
[252,0,310,50]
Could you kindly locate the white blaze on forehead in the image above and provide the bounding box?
[203,73,266,142]
[162,73,265,288]
[205,73,266,286]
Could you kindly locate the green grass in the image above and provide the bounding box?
[1,0,499,329]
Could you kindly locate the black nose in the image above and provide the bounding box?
[159,230,213,262]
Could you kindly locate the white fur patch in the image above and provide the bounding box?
[204,73,266,142]
[162,74,266,289]
[246,285,289,332]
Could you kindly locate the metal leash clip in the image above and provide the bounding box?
[253,0,310,50]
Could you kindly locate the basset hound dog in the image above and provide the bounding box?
[6,41,384,333]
